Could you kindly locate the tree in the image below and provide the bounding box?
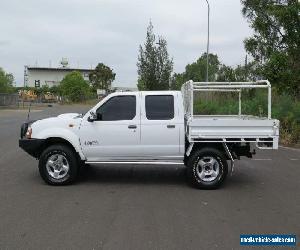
[137,21,173,90]
[217,61,258,82]
[35,84,50,96]
[241,0,300,97]
[60,71,90,102]
[89,63,116,92]
[170,73,185,90]
[49,85,61,95]
[170,53,220,90]
[185,53,220,82]
[170,53,262,90]
[0,68,14,93]
[217,65,236,82]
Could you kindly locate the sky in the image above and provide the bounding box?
[0,0,252,87]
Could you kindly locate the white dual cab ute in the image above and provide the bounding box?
[19,80,279,189]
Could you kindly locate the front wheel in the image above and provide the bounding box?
[39,144,79,185]
[186,148,228,189]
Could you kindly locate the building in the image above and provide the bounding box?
[96,87,138,99]
[24,59,93,88]
[112,86,138,92]
[24,66,93,88]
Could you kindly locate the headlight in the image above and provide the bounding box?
[25,127,32,139]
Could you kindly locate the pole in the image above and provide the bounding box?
[268,86,271,120]
[238,90,242,116]
[205,0,210,82]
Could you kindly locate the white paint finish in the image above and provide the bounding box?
[79,121,140,161]
[187,116,279,149]
[189,117,279,137]
[31,114,86,160]
[79,91,184,161]
[79,92,141,161]
[177,93,186,154]
[139,92,183,159]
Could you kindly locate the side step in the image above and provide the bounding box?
[85,161,184,165]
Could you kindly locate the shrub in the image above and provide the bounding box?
[60,71,91,102]
[0,68,15,93]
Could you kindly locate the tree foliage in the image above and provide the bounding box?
[0,68,14,93]
[60,71,90,102]
[241,0,300,97]
[137,21,173,90]
[217,61,258,82]
[170,53,222,90]
[89,63,116,91]
[170,53,258,90]
[184,53,220,82]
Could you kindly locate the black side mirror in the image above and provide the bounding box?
[87,112,97,122]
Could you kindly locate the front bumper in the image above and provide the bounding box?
[19,139,45,158]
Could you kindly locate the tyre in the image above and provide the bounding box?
[186,147,228,189]
[38,144,79,185]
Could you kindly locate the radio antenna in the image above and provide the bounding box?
[27,102,32,121]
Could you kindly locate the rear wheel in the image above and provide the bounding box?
[186,148,228,189]
[39,144,79,185]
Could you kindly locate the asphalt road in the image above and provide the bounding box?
[0,105,299,250]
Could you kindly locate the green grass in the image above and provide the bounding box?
[193,90,300,145]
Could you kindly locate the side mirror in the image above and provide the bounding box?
[87,111,97,122]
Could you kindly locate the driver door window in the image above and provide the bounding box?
[96,96,136,121]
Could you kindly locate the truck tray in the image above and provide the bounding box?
[187,115,279,149]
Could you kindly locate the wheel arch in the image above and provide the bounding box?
[185,142,230,163]
[39,137,85,161]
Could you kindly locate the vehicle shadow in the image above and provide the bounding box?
[77,164,257,188]
[78,164,188,186]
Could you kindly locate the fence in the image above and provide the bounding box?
[0,93,19,107]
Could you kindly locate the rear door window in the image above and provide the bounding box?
[145,95,174,120]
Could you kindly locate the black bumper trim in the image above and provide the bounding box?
[19,139,45,158]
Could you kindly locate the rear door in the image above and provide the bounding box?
[140,92,182,160]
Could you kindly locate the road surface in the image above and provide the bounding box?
[0,105,299,250]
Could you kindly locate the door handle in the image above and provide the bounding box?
[128,125,137,129]
[167,125,176,129]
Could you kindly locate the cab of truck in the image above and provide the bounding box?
[79,91,185,162]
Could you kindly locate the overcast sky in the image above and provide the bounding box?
[0,0,252,87]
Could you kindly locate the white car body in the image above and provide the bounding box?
[31,91,279,161]
[31,91,186,162]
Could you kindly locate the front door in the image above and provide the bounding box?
[80,94,140,161]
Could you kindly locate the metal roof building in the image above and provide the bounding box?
[24,66,93,88]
